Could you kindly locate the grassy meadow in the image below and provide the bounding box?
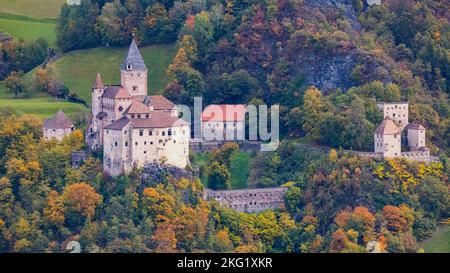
[0,13,57,47]
[420,225,450,253]
[0,0,65,19]
[52,44,176,101]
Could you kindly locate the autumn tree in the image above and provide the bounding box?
[4,71,25,99]
[44,190,65,228]
[62,183,102,218]
[207,162,231,190]
[381,205,415,234]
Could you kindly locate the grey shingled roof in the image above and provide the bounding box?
[121,39,147,71]
[406,122,426,130]
[102,86,132,99]
[44,110,73,129]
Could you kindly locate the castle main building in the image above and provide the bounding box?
[86,40,190,176]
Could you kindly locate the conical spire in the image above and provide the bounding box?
[92,73,104,89]
[121,39,147,71]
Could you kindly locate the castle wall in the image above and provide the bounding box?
[129,125,190,169]
[202,121,245,141]
[407,128,426,151]
[121,70,147,97]
[43,127,73,141]
[114,98,132,121]
[381,133,401,157]
[377,103,409,129]
[104,127,130,176]
[204,187,288,213]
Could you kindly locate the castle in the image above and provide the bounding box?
[373,102,433,161]
[86,40,190,176]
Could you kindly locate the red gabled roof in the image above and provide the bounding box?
[375,117,401,135]
[124,100,152,114]
[148,95,175,110]
[103,86,132,99]
[202,104,246,122]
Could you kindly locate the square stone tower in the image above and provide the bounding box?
[374,117,401,157]
[120,39,148,97]
[376,102,409,130]
[406,122,426,151]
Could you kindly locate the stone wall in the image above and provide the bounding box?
[203,187,288,213]
[70,150,89,169]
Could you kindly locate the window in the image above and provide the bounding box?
[127,64,132,70]
[144,141,147,145]
[115,142,118,147]
[168,129,172,136]
[125,142,128,147]
[135,142,138,146]
[133,86,137,92]
[162,131,165,136]
[131,115,135,118]
[144,151,147,154]
[146,114,149,118]
[174,140,176,143]
[149,131,153,136]
[118,106,123,112]
[138,115,141,118]
[150,142,153,145]
[139,130,143,136]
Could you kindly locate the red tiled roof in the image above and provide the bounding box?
[148,95,175,110]
[92,73,103,89]
[104,112,189,130]
[375,117,400,135]
[202,104,246,122]
[131,111,189,128]
[104,117,131,130]
[44,110,73,129]
[103,86,132,99]
[124,100,152,114]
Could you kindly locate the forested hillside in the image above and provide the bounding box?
[0,0,449,253]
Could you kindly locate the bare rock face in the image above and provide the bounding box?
[268,0,396,94]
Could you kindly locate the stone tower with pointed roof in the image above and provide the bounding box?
[43,109,74,141]
[121,39,148,97]
[374,116,401,157]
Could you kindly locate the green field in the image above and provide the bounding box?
[0,97,87,118]
[0,0,65,19]
[420,225,450,253]
[52,44,176,101]
[0,13,57,47]
[197,151,251,189]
